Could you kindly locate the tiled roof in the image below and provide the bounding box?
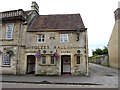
[28,14,85,31]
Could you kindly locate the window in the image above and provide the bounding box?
[37,34,45,43]
[42,56,46,64]
[76,56,80,64]
[50,56,54,64]
[2,53,11,66]
[5,23,14,39]
[60,34,69,42]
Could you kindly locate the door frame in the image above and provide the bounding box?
[61,55,71,75]
[26,55,36,74]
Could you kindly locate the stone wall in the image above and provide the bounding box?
[0,23,89,76]
[108,19,120,69]
[0,20,25,75]
[0,15,88,76]
[89,55,109,67]
[24,31,88,76]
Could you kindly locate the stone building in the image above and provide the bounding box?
[108,8,120,69]
[0,2,89,75]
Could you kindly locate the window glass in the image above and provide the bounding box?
[42,56,46,64]
[60,34,69,42]
[77,56,80,64]
[51,56,54,64]
[2,53,11,66]
[5,23,14,39]
[37,34,45,43]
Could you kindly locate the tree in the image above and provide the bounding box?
[92,46,108,56]
[92,48,102,55]
[102,46,108,54]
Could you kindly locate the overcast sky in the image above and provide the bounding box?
[0,0,119,56]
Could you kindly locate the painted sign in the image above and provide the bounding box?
[25,45,81,50]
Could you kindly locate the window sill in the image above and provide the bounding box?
[37,41,46,43]
[39,64,56,66]
[2,65,11,67]
[1,39,14,41]
[60,42,69,43]
[49,64,56,66]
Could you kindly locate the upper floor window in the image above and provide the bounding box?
[5,23,14,40]
[2,53,11,66]
[60,34,69,42]
[37,34,45,43]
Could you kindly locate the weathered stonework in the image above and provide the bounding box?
[108,8,120,69]
[0,1,89,76]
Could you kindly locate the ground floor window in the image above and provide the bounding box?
[42,56,46,64]
[2,53,11,66]
[50,55,55,64]
[76,56,80,64]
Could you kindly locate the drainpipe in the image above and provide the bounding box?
[85,29,89,76]
[16,22,23,75]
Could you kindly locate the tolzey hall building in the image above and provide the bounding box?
[0,2,89,76]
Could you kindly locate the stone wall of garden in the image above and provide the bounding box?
[89,55,109,67]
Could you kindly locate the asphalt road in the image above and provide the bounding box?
[1,82,118,88]
[1,63,119,88]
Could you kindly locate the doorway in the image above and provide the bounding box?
[61,55,71,75]
[26,55,36,74]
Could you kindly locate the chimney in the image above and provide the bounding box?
[114,2,120,21]
[114,8,120,21]
[31,1,39,13]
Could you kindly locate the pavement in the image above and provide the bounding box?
[0,63,119,88]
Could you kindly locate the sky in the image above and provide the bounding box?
[0,0,119,56]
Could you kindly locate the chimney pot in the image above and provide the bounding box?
[31,1,39,13]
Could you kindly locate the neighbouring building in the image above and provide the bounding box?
[108,8,120,69]
[0,2,89,75]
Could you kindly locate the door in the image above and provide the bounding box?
[61,55,71,74]
[26,55,35,74]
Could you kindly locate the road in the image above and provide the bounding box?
[1,63,119,88]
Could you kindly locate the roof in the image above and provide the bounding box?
[28,14,85,31]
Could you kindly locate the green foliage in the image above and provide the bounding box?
[102,46,108,54]
[92,46,108,56]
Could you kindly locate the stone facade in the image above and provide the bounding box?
[0,2,89,75]
[108,8,120,69]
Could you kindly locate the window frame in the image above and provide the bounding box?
[60,34,69,43]
[50,55,55,64]
[2,53,11,67]
[76,56,80,64]
[37,34,45,43]
[5,23,14,40]
[41,56,46,64]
